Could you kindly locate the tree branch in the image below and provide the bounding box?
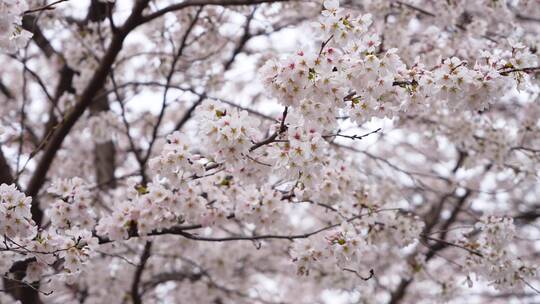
[131,241,152,304]
[25,0,151,224]
[140,0,293,25]
[249,107,288,152]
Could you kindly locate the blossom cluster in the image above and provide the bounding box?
[291,212,425,277]
[149,131,206,183]
[1,182,98,283]
[25,228,98,282]
[267,116,329,181]
[0,0,538,302]
[0,183,36,239]
[195,100,261,163]
[261,0,538,129]
[463,217,537,291]
[46,177,96,230]
[0,0,32,52]
[95,178,179,239]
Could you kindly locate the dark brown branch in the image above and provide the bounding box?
[249,107,288,152]
[223,6,257,71]
[516,14,540,23]
[342,268,374,281]
[499,66,540,75]
[22,15,57,58]
[95,209,405,245]
[174,94,206,131]
[140,0,293,25]
[318,34,334,56]
[0,80,14,99]
[86,0,114,23]
[389,190,472,304]
[24,0,70,15]
[131,241,152,304]
[425,190,472,259]
[0,147,14,184]
[97,223,205,244]
[423,234,483,257]
[395,0,436,17]
[513,207,540,223]
[140,208,401,243]
[3,259,43,304]
[323,128,382,141]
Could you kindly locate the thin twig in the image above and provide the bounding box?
[342,268,375,281]
[24,0,70,15]
[324,128,382,141]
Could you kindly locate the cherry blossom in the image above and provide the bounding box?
[0,0,539,303]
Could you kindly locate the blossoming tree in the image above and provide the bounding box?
[1,0,539,303]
